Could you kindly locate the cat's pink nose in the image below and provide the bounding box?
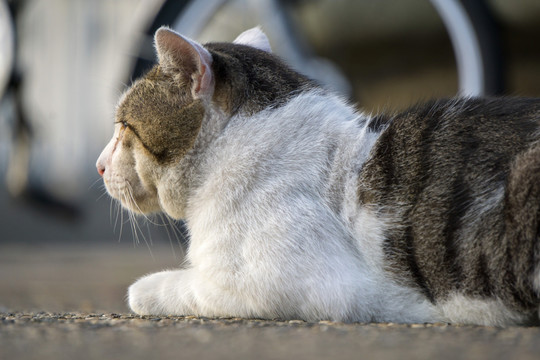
[97,163,105,177]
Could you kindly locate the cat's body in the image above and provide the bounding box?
[97,27,540,326]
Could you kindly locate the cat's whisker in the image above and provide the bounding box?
[132,213,154,258]
[158,213,179,260]
[122,184,155,258]
[88,177,104,191]
[165,214,188,261]
[129,214,139,245]
[145,221,155,249]
[128,213,139,245]
[124,181,163,227]
[170,219,188,261]
[125,205,139,246]
[95,188,110,202]
[109,196,115,226]
[115,202,124,238]
[112,198,119,230]
[120,188,138,245]
[117,193,131,243]
[168,217,187,246]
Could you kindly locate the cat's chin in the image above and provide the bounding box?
[104,183,160,215]
[115,196,161,215]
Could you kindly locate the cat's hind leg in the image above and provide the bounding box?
[505,142,540,309]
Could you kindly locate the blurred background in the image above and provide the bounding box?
[1,0,540,314]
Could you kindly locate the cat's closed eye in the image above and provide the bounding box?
[115,120,129,128]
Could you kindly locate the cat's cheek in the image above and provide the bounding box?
[155,185,185,219]
[129,155,162,213]
[133,153,158,192]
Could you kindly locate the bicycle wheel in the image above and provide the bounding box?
[130,0,196,81]
[130,0,504,100]
[430,0,504,96]
[131,0,351,95]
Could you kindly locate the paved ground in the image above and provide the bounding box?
[1,244,540,360]
[3,312,540,360]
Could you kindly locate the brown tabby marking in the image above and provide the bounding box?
[205,42,315,115]
[358,97,540,317]
[116,67,204,164]
[117,43,315,165]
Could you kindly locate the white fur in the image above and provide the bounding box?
[437,293,529,326]
[233,27,272,53]
[123,90,438,323]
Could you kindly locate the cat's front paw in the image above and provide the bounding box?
[128,270,194,316]
[128,272,165,315]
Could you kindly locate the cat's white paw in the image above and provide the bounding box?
[128,272,166,315]
[128,270,194,316]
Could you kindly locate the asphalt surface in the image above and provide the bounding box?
[2,244,540,360]
[3,312,540,360]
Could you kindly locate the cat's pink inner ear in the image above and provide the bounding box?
[154,27,214,99]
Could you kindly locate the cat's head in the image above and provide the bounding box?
[96,27,312,218]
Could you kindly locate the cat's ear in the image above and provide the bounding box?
[233,27,272,53]
[154,27,214,99]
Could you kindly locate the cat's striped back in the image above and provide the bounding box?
[359,97,540,324]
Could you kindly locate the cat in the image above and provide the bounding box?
[96,26,540,326]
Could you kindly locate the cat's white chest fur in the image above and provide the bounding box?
[128,90,436,323]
